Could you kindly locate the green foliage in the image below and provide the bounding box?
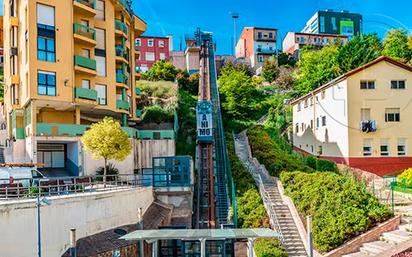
[382,29,412,63]
[280,171,393,252]
[137,80,178,99]
[176,89,197,157]
[142,60,178,81]
[176,70,200,95]
[142,105,174,124]
[95,163,119,181]
[336,33,382,73]
[397,168,412,186]
[247,126,312,176]
[254,238,288,257]
[305,156,337,172]
[220,61,254,77]
[262,59,280,83]
[275,67,296,90]
[296,45,341,95]
[277,52,296,67]
[237,188,269,228]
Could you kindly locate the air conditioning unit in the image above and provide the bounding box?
[10,47,18,56]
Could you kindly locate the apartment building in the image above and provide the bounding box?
[3,0,150,175]
[292,56,412,176]
[282,32,348,60]
[302,10,362,38]
[136,36,171,72]
[235,27,277,69]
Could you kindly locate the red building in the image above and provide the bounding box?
[136,36,171,72]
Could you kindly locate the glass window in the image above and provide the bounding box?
[258,55,264,63]
[95,56,106,77]
[148,39,154,47]
[95,84,107,105]
[380,139,389,156]
[322,116,326,126]
[398,138,407,156]
[37,23,55,62]
[38,71,56,96]
[331,17,337,31]
[160,53,166,60]
[95,28,106,50]
[37,4,55,27]
[363,139,372,156]
[257,32,262,39]
[295,123,299,133]
[136,39,141,46]
[145,52,155,61]
[82,80,90,89]
[96,0,105,20]
[158,40,165,48]
[385,108,400,122]
[361,108,371,120]
[391,80,406,89]
[360,80,375,89]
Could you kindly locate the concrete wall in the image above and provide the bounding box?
[0,187,154,257]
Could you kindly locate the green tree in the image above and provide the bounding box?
[382,29,412,63]
[277,52,296,67]
[337,33,382,73]
[261,59,280,83]
[176,70,199,95]
[143,60,178,81]
[81,117,132,183]
[296,45,341,95]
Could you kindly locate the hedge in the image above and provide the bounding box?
[280,171,393,252]
[305,155,337,173]
[254,238,288,257]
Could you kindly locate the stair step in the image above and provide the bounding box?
[382,230,412,243]
[360,241,391,255]
[342,252,370,257]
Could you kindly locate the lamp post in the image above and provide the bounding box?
[37,194,51,257]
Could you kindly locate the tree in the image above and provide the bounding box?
[261,59,280,83]
[382,29,412,63]
[336,33,382,73]
[176,70,199,95]
[143,60,178,81]
[277,52,296,67]
[81,117,132,183]
[296,45,341,95]
[275,66,296,90]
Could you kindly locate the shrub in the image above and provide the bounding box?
[142,105,174,124]
[280,171,393,252]
[316,159,338,172]
[143,60,178,81]
[237,189,269,228]
[254,238,288,257]
[96,163,119,181]
[305,156,317,170]
[398,168,412,183]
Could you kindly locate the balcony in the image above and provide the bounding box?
[360,120,377,133]
[116,0,133,15]
[116,100,129,111]
[256,48,276,54]
[136,109,142,118]
[115,20,128,36]
[73,0,96,16]
[37,123,89,137]
[73,23,96,46]
[115,45,129,63]
[74,55,97,75]
[116,70,129,86]
[75,87,98,101]
[135,87,141,96]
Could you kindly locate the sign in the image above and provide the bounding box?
[197,101,213,142]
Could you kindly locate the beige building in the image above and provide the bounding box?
[291,56,412,176]
[282,32,348,60]
[235,27,277,70]
[3,0,176,175]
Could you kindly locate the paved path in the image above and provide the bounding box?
[234,132,307,257]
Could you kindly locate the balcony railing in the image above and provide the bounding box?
[116,70,129,85]
[256,48,276,54]
[74,0,96,9]
[115,45,129,60]
[135,87,141,96]
[360,120,377,133]
[116,100,129,110]
[136,109,142,118]
[37,123,89,137]
[139,130,176,140]
[73,23,96,40]
[74,55,96,70]
[115,20,128,35]
[75,87,98,101]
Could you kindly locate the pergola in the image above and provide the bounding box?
[121,228,280,257]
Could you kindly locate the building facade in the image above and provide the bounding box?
[3,0,151,175]
[282,32,348,60]
[292,57,412,176]
[302,10,362,38]
[136,36,171,72]
[235,27,277,69]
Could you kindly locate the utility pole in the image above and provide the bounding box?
[230,12,240,56]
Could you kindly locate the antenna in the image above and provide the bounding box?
[230,12,240,56]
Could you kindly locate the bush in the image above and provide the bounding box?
[398,168,412,185]
[237,189,269,228]
[96,163,119,181]
[142,105,174,124]
[316,159,338,172]
[280,171,393,252]
[262,59,280,83]
[142,60,178,81]
[254,238,288,257]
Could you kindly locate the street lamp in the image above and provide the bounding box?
[37,195,51,257]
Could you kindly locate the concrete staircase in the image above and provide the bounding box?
[234,132,307,257]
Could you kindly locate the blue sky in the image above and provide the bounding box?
[133,0,412,55]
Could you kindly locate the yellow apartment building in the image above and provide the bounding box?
[1,0,175,176]
[292,56,412,176]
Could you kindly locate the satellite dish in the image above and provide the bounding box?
[114,228,128,236]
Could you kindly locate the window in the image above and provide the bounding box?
[321,116,326,126]
[96,0,105,20]
[295,123,299,133]
[37,71,56,96]
[316,117,319,128]
[310,120,313,129]
[159,40,165,48]
[391,80,406,89]
[321,90,325,99]
[331,17,337,31]
[380,139,389,156]
[145,52,155,61]
[310,97,313,106]
[398,139,407,156]
[385,108,400,122]
[81,48,90,58]
[96,56,106,77]
[361,108,371,120]
[258,32,262,39]
[301,123,305,131]
[95,84,107,105]
[148,39,154,47]
[136,39,141,46]
[82,80,90,89]
[269,32,273,39]
[95,28,106,50]
[360,80,375,89]
[160,53,166,60]
[363,139,372,156]
[258,55,264,63]
[304,99,308,108]
[37,4,55,62]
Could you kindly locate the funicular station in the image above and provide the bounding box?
[121,30,281,257]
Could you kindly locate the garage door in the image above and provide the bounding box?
[37,144,65,168]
